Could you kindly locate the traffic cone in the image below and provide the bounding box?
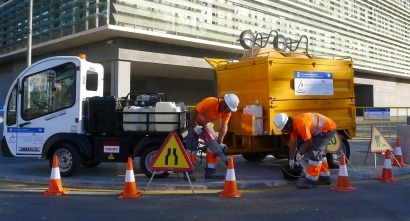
[43,155,69,196]
[219,157,242,198]
[331,153,356,192]
[119,157,142,199]
[377,149,399,182]
[392,138,408,167]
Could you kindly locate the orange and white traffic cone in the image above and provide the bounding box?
[219,157,242,198]
[43,155,69,196]
[119,157,142,199]
[377,149,399,182]
[331,153,356,192]
[392,138,408,167]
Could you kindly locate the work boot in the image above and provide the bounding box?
[296,180,316,189]
[204,168,225,180]
[316,176,331,185]
[183,172,196,181]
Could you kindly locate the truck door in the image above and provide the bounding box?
[3,83,19,155]
[15,61,80,156]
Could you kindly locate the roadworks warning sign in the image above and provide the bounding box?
[149,131,193,172]
[370,125,393,153]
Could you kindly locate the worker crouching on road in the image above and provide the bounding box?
[185,94,239,181]
[273,112,336,189]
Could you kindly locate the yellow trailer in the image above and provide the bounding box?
[206,48,356,168]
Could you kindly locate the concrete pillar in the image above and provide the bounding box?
[110,60,131,98]
[397,125,410,164]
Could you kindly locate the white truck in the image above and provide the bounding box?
[1,55,188,178]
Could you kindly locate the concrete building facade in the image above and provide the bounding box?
[0,0,409,109]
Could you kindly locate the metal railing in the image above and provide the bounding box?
[355,106,410,138]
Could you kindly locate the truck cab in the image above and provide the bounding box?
[1,55,188,177]
[1,55,103,159]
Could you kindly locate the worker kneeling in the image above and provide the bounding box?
[274,112,336,189]
[185,94,239,181]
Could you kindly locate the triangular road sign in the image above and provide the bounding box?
[370,124,393,153]
[149,131,194,172]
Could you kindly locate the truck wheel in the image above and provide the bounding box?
[242,153,267,161]
[49,143,81,177]
[326,136,351,169]
[140,145,170,178]
[239,30,255,49]
[272,153,288,159]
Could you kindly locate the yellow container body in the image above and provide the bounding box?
[206,51,356,154]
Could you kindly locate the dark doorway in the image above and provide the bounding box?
[354,84,374,116]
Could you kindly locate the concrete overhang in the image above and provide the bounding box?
[0,25,243,65]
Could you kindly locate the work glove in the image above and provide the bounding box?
[289,159,295,169]
[193,125,203,134]
[295,153,303,163]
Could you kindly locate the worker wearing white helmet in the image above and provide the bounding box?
[185,94,239,181]
[273,112,337,189]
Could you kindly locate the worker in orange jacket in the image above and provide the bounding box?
[274,112,336,189]
[185,94,239,181]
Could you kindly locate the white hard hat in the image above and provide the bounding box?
[224,94,239,112]
[273,113,289,131]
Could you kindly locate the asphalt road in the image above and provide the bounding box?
[1,138,410,192]
[1,175,410,221]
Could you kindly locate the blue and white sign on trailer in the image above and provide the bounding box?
[294,71,334,96]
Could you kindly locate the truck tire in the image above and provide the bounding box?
[326,136,350,169]
[239,30,255,49]
[140,145,170,178]
[242,153,268,161]
[49,143,81,177]
[272,152,288,159]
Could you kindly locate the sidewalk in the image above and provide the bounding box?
[1,138,409,191]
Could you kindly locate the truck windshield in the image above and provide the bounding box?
[21,62,76,120]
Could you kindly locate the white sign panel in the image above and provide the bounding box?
[9,127,44,154]
[104,146,120,153]
[103,141,120,153]
[364,108,390,120]
[294,71,334,95]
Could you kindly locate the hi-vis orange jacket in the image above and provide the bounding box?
[290,113,336,142]
[195,97,231,125]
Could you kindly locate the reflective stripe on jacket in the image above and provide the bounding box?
[290,113,336,141]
